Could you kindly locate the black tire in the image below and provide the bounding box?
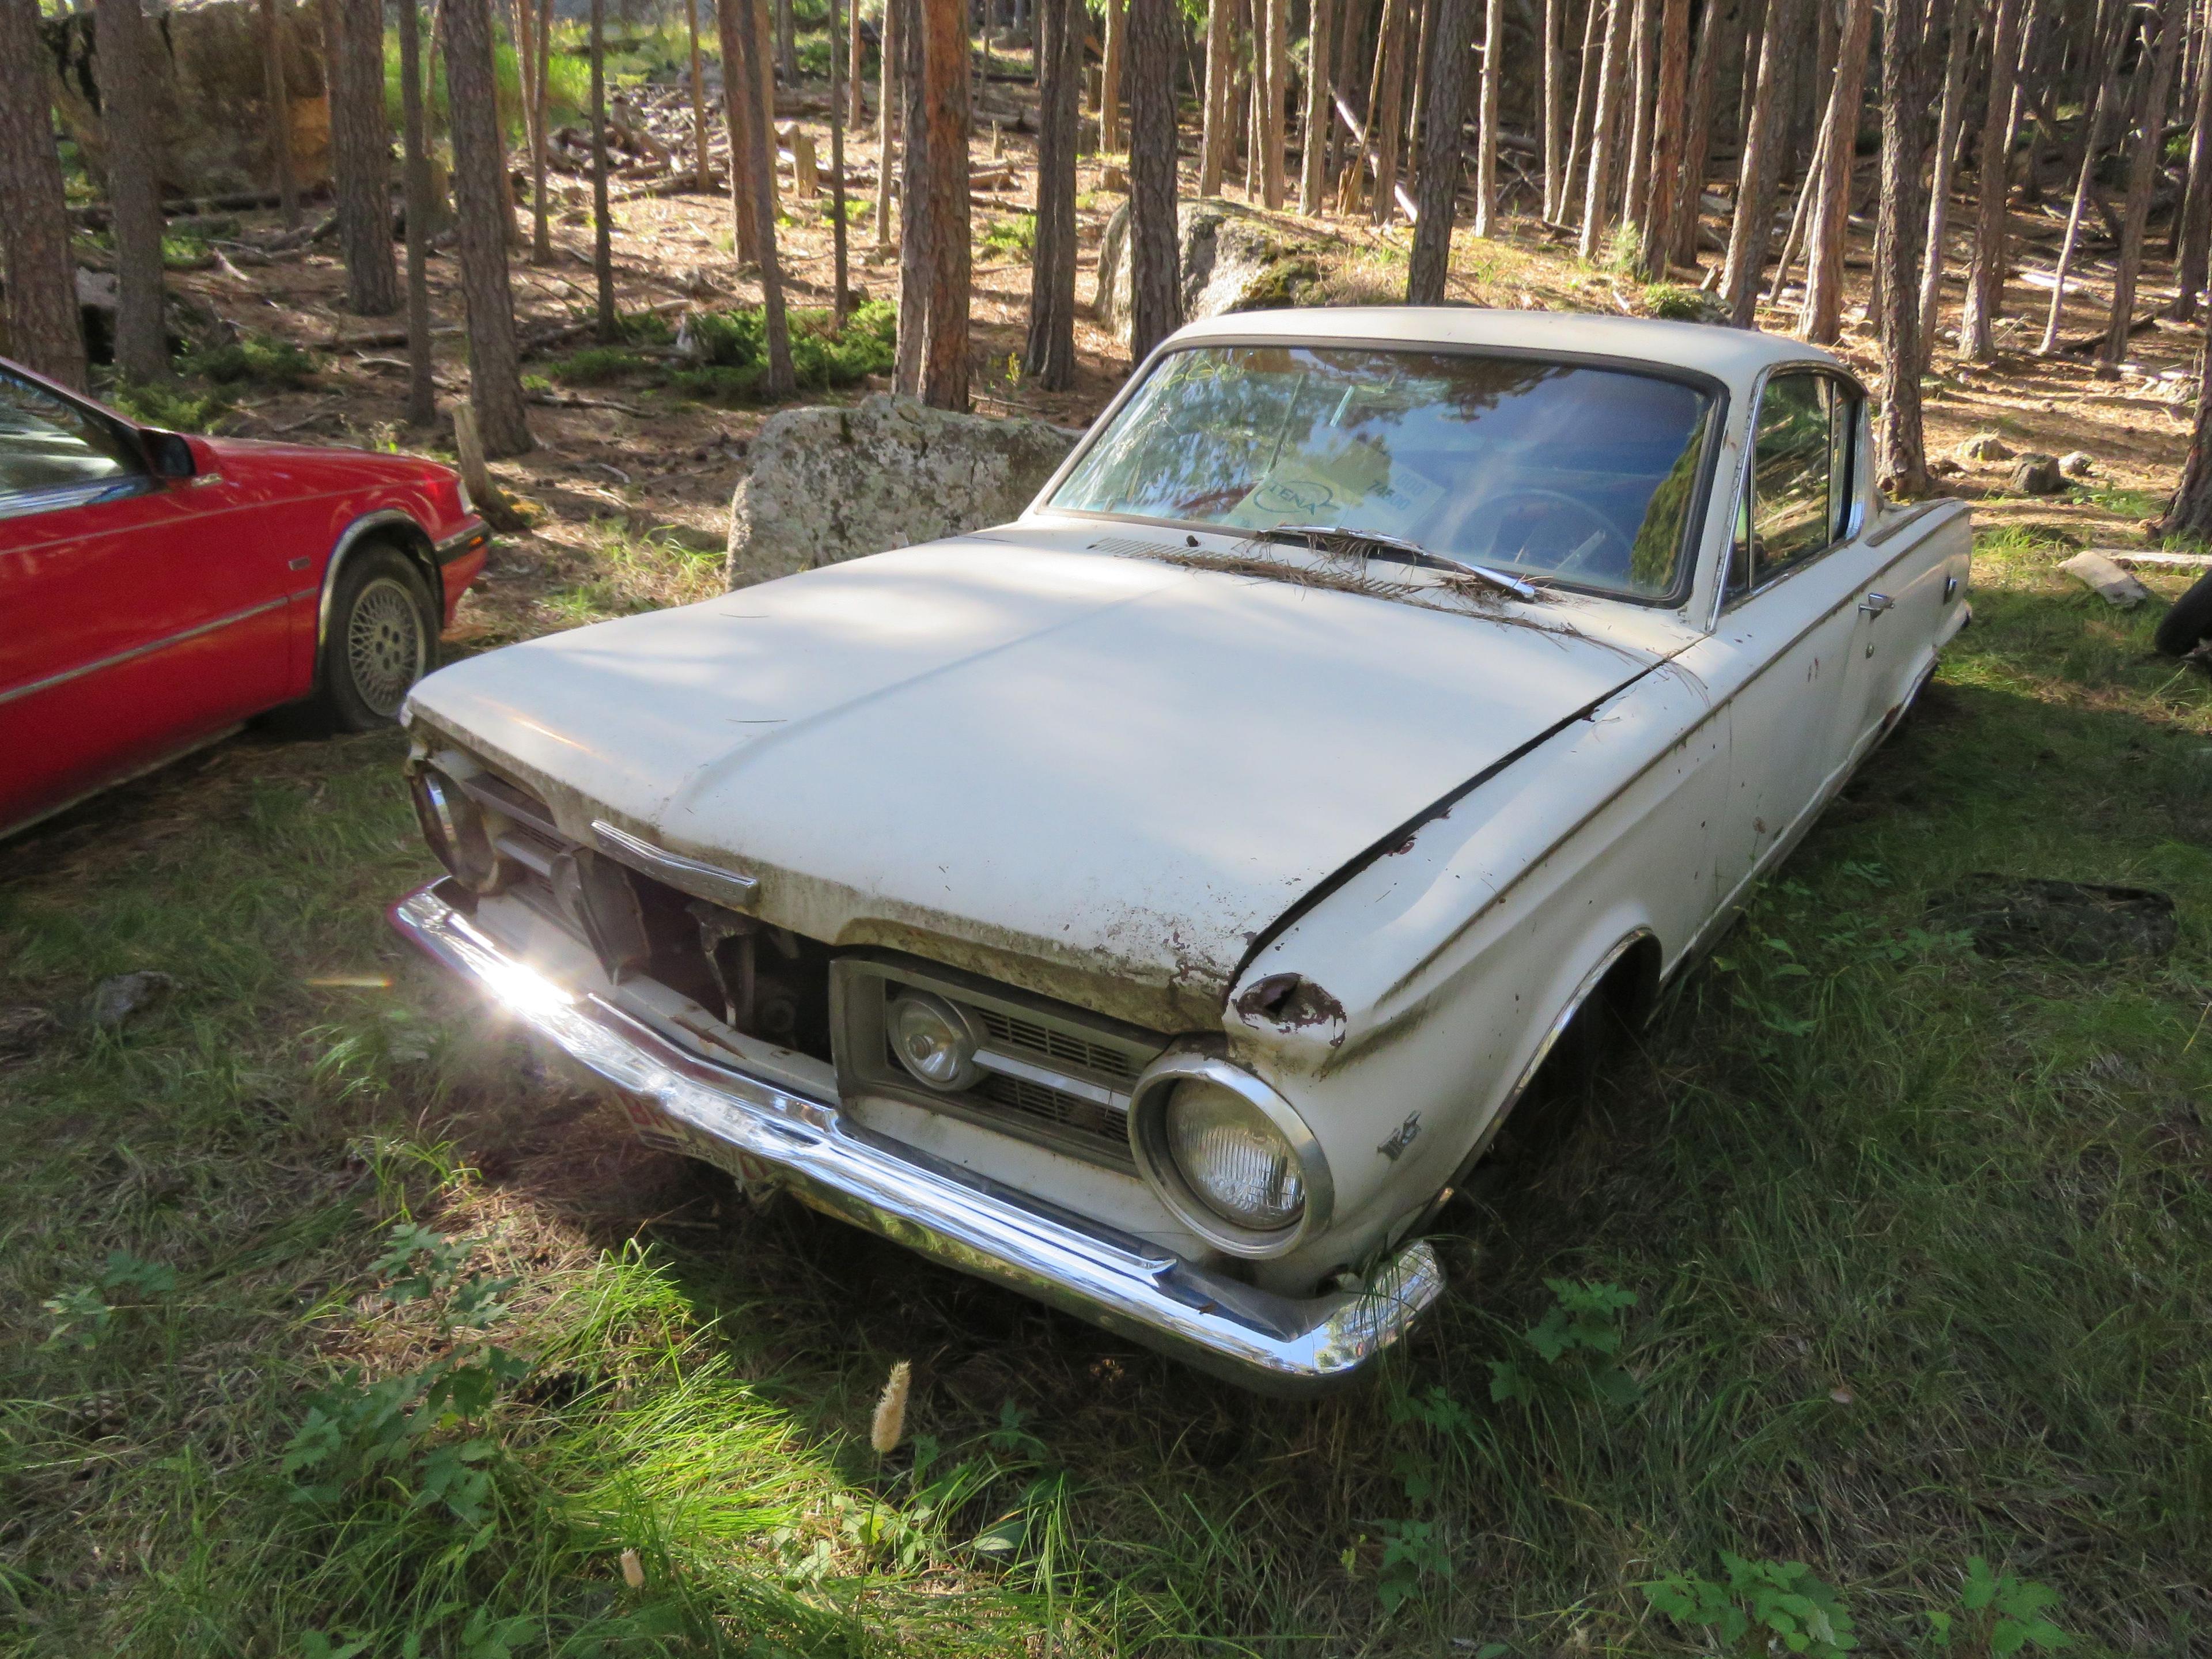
[2154,569,2212,657]
[310,545,440,730]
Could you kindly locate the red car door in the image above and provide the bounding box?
[0,368,295,836]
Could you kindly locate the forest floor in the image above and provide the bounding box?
[5,61,2212,1659]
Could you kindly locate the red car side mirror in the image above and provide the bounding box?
[142,429,197,480]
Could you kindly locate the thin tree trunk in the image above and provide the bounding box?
[0,0,85,389]
[722,0,764,262]
[1301,0,1336,209]
[1200,0,1235,192]
[1720,0,1809,324]
[2036,0,2123,350]
[896,0,927,389]
[1369,0,1412,223]
[2104,0,2184,366]
[1960,0,2024,355]
[400,0,436,426]
[590,0,616,341]
[532,0,553,260]
[1670,0,1727,264]
[1542,0,1566,218]
[1621,0,1656,237]
[1638,0,1688,274]
[687,0,714,190]
[734,0,797,395]
[260,0,301,228]
[1918,0,1978,368]
[877,0,902,243]
[918,0,968,407]
[1472,0,1503,234]
[1410,0,1477,296]
[1800,0,1872,340]
[1766,109,1827,305]
[1874,0,1937,495]
[1579,0,1630,257]
[512,0,542,194]
[1128,0,1183,357]
[1028,0,1079,384]
[331,0,401,315]
[2157,321,2212,538]
[445,0,533,455]
[777,0,796,77]
[2176,0,2212,317]
[1103,0,1126,150]
[851,0,869,123]
[1563,0,1604,225]
[831,0,851,319]
[1264,0,1290,206]
[99,0,167,380]
[1405,0,1433,192]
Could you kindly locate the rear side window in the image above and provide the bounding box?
[0,373,142,504]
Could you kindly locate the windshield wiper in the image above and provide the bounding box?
[1261,524,1539,602]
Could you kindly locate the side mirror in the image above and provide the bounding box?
[143,429,196,480]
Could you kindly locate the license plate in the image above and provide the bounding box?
[618,1094,781,1195]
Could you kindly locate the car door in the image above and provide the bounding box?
[1674,368,1874,907]
[0,369,292,835]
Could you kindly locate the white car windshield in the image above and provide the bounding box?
[1048,343,1717,600]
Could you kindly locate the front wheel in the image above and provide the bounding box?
[312,546,440,730]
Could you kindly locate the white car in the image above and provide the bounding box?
[391,309,1971,1392]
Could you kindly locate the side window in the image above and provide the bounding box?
[0,373,143,504]
[1747,372,1832,578]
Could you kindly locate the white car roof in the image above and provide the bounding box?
[1164,305,1842,389]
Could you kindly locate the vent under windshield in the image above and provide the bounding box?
[1049,343,1717,602]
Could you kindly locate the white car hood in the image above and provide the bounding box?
[408,531,1684,1029]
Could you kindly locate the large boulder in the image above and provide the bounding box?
[1094,199,1329,347]
[726,393,1080,589]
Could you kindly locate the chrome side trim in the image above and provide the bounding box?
[391,882,1443,1393]
[0,597,289,709]
[433,517,491,564]
[591,820,761,905]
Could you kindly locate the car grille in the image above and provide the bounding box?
[973,1007,1142,1086]
[974,1070,1128,1146]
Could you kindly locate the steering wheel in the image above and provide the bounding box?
[1444,487,1635,582]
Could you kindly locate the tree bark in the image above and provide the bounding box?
[1410,0,1476,296]
[1959,0,2024,357]
[832,0,851,320]
[1472,0,1503,234]
[1541,0,1566,219]
[687,0,714,191]
[1719,0,1809,325]
[1800,0,1873,341]
[1670,0,1728,265]
[259,0,301,228]
[1578,0,1630,257]
[1200,0,1235,193]
[1027,0,1079,385]
[731,0,796,396]
[721,0,764,262]
[0,0,85,389]
[2177,0,2212,317]
[532,0,554,260]
[877,0,902,244]
[1263,0,1290,207]
[1127,0,1183,357]
[1916,0,1978,368]
[589,0,616,342]
[331,0,401,315]
[918,0,969,407]
[98,0,168,380]
[400,0,436,425]
[2037,0,2124,351]
[1873,0,1937,495]
[777,0,797,78]
[1563,0,1605,226]
[2158,324,2212,539]
[1620,0,1656,238]
[2103,0,2184,368]
[1638,0,1689,274]
[1369,0,1413,223]
[851,0,868,126]
[444,0,533,455]
[1301,0,1336,210]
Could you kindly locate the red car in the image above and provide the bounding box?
[0,357,488,840]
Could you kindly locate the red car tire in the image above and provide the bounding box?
[312,543,441,730]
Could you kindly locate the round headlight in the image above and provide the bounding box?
[411,765,500,891]
[887,991,981,1091]
[1164,1078,1306,1230]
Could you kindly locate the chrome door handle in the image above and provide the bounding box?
[1858,591,1895,616]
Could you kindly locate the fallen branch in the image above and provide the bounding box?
[527,391,649,416]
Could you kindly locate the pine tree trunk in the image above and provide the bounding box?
[1799,0,1872,341]
[1103,0,1126,150]
[1578,0,1630,257]
[877,0,902,244]
[721,0,764,263]
[1669,0,1728,265]
[1873,0,1936,495]
[1263,0,1289,207]
[896,0,928,390]
[918,0,969,407]
[260,0,301,228]
[2104,0,2184,367]
[778,0,797,78]
[831,0,850,319]
[331,0,401,315]
[1959,0,2024,355]
[1369,0,1412,224]
[1301,0,1336,209]
[1916,0,1977,369]
[400,0,436,425]
[1403,0,1430,195]
[1562,0,1605,226]
[532,0,554,260]
[2037,1,2124,352]
[444,0,533,455]
[1541,0,1566,218]
[734,0,797,396]
[1620,0,1656,238]
[1409,0,1476,297]
[1027,0,1079,385]
[687,0,714,190]
[590,0,616,342]
[2176,0,2212,317]
[1472,0,1502,234]
[1200,0,1234,193]
[0,0,85,389]
[851,0,868,125]
[1719,0,1808,325]
[2158,325,2212,538]
[98,0,168,380]
[1637,0,1689,274]
[1128,0,1184,357]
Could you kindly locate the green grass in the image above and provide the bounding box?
[3,524,2210,1656]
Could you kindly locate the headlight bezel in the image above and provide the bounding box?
[1127,1051,1333,1257]
[887,989,985,1092]
[408,752,508,893]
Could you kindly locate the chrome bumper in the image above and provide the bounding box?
[390,881,1444,1394]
